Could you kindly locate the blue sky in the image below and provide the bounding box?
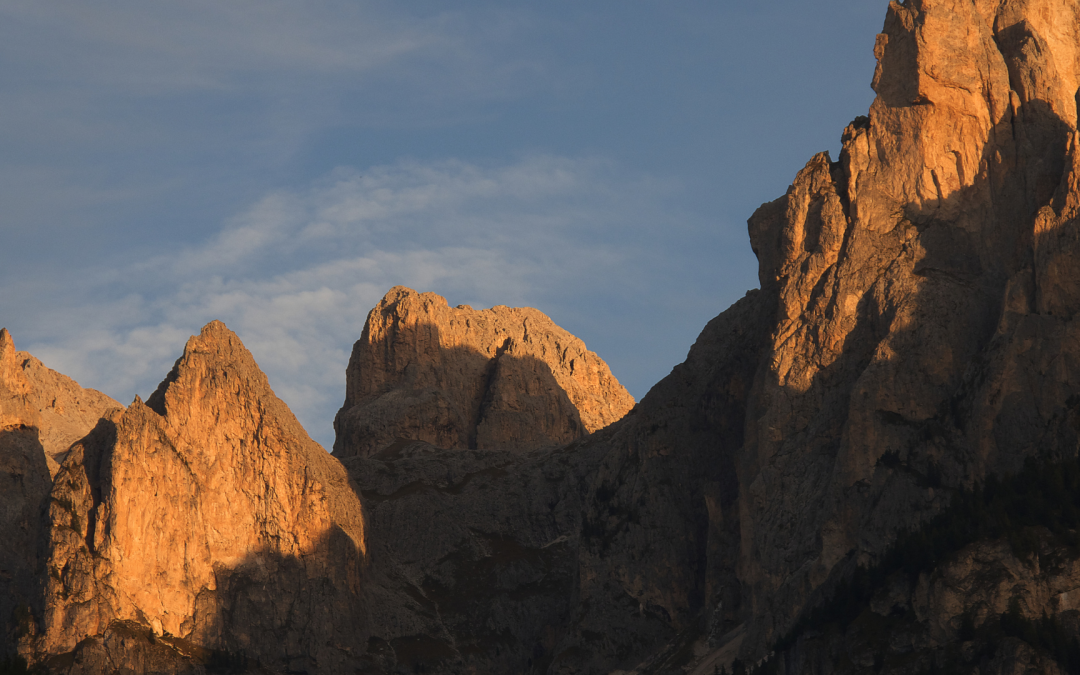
[0,1,885,448]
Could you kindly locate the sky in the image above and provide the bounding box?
[0,0,886,449]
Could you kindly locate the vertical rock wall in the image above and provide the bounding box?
[0,329,120,662]
[740,0,1080,654]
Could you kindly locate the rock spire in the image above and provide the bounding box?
[30,321,368,673]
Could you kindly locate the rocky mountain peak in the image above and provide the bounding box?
[334,286,635,457]
[739,0,1080,656]
[146,319,281,421]
[30,321,368,672]
[10,2,1080,674]
[0,328,121,474]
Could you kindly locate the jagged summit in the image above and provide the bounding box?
[143,320,307,434]
[22,321,368,673]
[333,286,635,457]
[0,326,121,472]
[7,1,1080,673]
[733,0,1080,663]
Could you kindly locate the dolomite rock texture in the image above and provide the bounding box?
[11,0,1080,672]
[0,328,120,661]
[333,286,635,457]
[0,328,121,475]
[30,322,368,673]
[736,0,1080,660]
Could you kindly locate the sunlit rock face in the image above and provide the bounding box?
[0,328,122,476]
[737,0,1080,658]
[8,0,1080,673]
[498,0,1080,669]
[26,322,368,673]
[2,302,637,675]
[333,286,635,458]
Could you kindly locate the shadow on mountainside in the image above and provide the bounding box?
[32,525,367,675]
[339,438,593,674]
[0,427,50,663]
[52,536,360,669]
[16,87,1080,675]
[539,290,774,675]
[333,321,589,458]
[333,294,775,675]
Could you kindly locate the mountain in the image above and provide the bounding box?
[0,305,636,674]
[333,286,635,457]
[0,329,122,673]
[5,0,1080,673]
[5,323,367,674]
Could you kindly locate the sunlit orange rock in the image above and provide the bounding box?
[33,322,367,673]
[333,286,635,457]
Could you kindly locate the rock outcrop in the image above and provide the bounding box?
[10,0,1080,673]
[23,322,368,673]
[333,286,635,457]
[0,329,120,663]
[736,0,1080,658]
[0,328,122,476]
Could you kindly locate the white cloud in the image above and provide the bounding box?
[14,155,700,450]
[0,0,555,247]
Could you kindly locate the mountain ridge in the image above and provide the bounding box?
[5,0,1080,673]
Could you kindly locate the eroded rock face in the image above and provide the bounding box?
[31,322,368,673]
[0,328,121,476]
[770,533,1080,675]
[333,286,635,457]
[0,329,120,660]
[738,0,1080,657]
[547,290,773,675]
[341,440,594,675]
[10,0,1080,673]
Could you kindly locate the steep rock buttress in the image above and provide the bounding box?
[738,0,1080,659]
[30,322,367,673]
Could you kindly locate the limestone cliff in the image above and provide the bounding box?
[10,0,1080,673]
[21,322,368,674]
[0,328,121,664]
[333,286,635,457]
[737,0,1080,657]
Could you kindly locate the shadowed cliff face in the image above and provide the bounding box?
[342,440,593,675]
[333,286,635,457]
[0,427,50,660]
[547,290,772,675]
[331,289,771,675]
[0,328,121,662]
